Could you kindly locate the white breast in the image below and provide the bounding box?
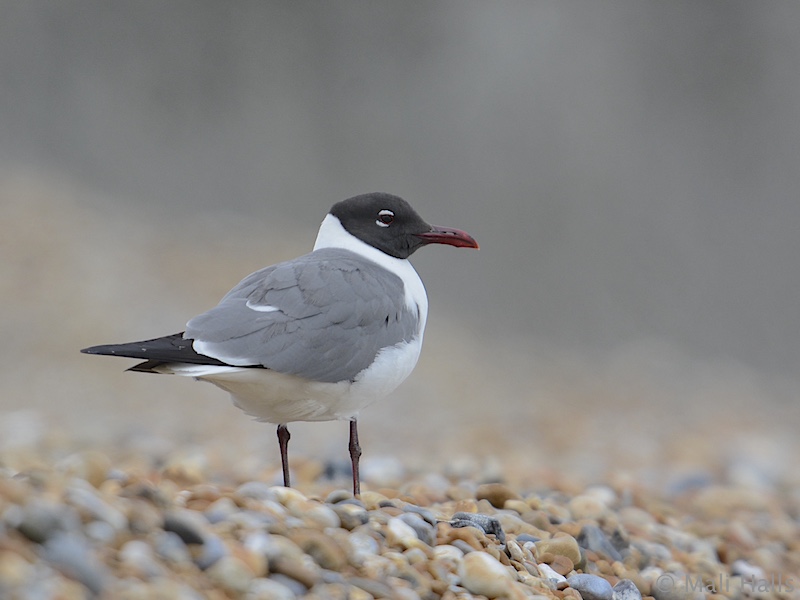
[313,214,429,335]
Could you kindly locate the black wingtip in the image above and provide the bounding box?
[81,345,109,355]
[79,333,237,368]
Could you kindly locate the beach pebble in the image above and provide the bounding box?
[569,494,608,520]
[154,530,193,565]
[42,532,112,595]
[360,455,406,487]
[13,501,78,544]
[1,435,797,600]
[568,574,614,600]
[57,451,111,488]
[331,502,368,530]
[730,559,765,579]
[245,577,298,600]
[536,535,582,566]
[398,512,435,546]
[163,510,207,545]
[386,516,420,549]
[450,511,506,544]
[206,555,256,594]
[288,528,348,570]
[195,534,228,570]
[118,539,165,579]
[476,482,521,508]
[65,481,127,530]
[613,578,644,600]
[537,562,568,586]
[459,551,514,597]
[577,524,623,562]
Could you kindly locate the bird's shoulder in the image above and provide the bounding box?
[225,247,406,310]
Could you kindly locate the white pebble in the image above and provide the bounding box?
[245,577,297,600]
[537,563,567,586]
[386,517,419,548]
[433,544,465,561]
[458,551,514,597]
[206,556,255,594]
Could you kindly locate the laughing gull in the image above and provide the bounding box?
[82,193,478,494]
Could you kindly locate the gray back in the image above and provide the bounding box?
[185,248,420,383]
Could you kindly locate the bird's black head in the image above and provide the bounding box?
[330,192,478,259]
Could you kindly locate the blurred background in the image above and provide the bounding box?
[2,1,799,489]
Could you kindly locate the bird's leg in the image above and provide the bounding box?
[349,419,362,496]
[277,424,291,488]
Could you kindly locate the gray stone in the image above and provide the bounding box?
[196,534,228,570]
[613,578,643,600]
[577,524,623,562]
[398,512,435,546]
[13,500,78,544]
[401,503,437,526]
[450,512,506,545]
[65,481,127,530]
[245,577,298,600]
[331,502,368,530]
[153,530,192,565]
[42,532,112,595]
[268,573,308,595]
[235,481,275,501]
[163,511,206,545]
[567,574,614,600]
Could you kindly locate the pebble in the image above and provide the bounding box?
[568,573,615,600]
[245,577,298,600]
[118,539,166,578]
[359,455,406,487]
[235,480,275,501]
[163,510,207,545]
[154,530,193,564]
[399,512,436,546]
[577,524,623,562]
[0,449,796,600]
[649,572,695,600]
[330,501,368,530]
[288,527,348,570]
[459,550,514,597]
[195,534,228,570]
[569,494,609,520]
[476,482,522,508]
[57,451,111,488]
[535,534,582,566]
[42,532,112,595]
[65,480,128,530]
[613,578,644,600]
[0,550,35,587]
[12,500,78,543]
[386,516,421,549]
[450,511,506,544]
[730,559,765,579]
[206,555,256,594]
[537,562,568,586]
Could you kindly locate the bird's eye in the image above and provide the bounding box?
[376,209,394,227]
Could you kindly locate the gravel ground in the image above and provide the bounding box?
[1,445,798,599]
[2,169,800,598]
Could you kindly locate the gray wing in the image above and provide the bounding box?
[185,248,420,383]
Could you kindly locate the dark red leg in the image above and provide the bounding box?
[349,419,362,496]
[277,424,291,487]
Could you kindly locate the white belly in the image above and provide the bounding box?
[158,335,423,423]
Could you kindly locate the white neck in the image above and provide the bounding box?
[313,214,429,335]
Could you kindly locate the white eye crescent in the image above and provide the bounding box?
[376,209,394,227]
